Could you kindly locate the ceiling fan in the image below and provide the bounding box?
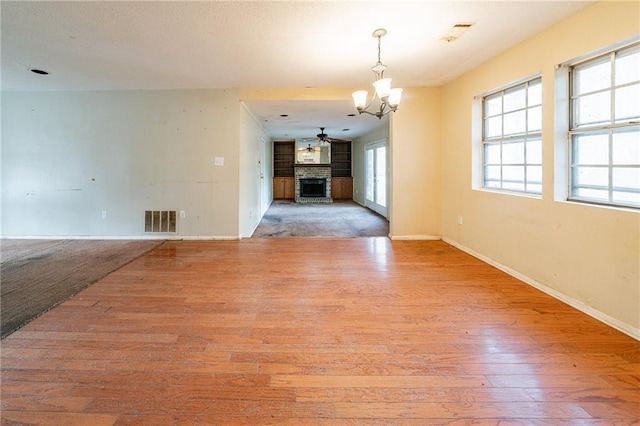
[315,127,350,143]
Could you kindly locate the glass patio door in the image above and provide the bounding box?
[365,140,387,218]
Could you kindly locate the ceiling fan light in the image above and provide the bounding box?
[388,88,403,108]
[372,78,392,99]
[352,90,368,110]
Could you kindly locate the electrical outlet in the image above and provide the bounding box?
[180,210,186,219]
[101,210,107,219]
[457,215,463,225]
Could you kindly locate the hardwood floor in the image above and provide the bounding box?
[2,238,638,424]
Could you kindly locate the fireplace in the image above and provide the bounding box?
[294,165,332,203]
[300,178,326,198]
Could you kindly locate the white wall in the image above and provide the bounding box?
[239,103,270,238]
[1,89,243,238]
[441,1,639,337]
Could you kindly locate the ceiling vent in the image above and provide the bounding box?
[441,23,475,42]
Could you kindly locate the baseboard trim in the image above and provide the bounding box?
[179,236,240,241]
[1,235,241,241]
[389,234,441,241]
[442,237,640,341]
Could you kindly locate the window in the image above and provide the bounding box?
[482,76,542,194]
[569,42,640,208]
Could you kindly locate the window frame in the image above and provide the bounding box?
[480,75,543,195]
[567,41,640,209]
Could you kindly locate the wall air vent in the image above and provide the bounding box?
[144,210,177,233]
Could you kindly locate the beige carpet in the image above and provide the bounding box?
[1,239,164,338]
[252,200,389,237]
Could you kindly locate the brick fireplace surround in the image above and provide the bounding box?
[294,165,332,203]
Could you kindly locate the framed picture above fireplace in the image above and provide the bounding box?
[295,140,331,165]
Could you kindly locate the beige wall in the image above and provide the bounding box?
[441,1,639,336]
[390,87,442,239]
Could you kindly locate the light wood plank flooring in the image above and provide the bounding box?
[2,238,638,424]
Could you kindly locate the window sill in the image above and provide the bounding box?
[473,187,542,200]
[561,198,639,213]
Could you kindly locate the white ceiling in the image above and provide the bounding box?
[1,0,595,140]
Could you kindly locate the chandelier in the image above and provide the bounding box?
[352,28,403,119]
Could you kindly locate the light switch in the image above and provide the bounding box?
[214,157,224,166]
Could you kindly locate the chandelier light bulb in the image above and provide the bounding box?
[352,90,368,110]
[388,88,403,108]
[372,78,392,99]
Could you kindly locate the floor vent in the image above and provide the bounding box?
[144,210,177,233]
